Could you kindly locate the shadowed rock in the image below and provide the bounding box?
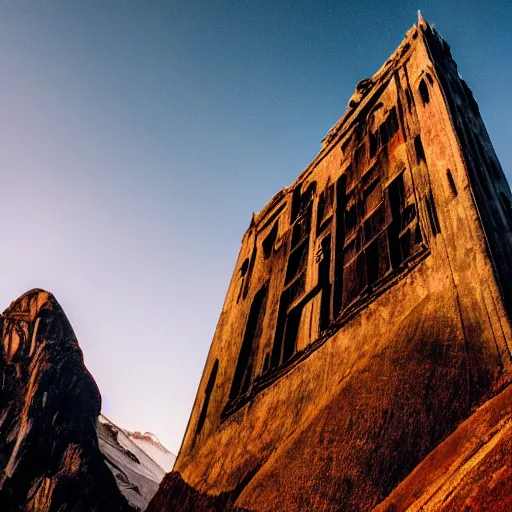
[0,289,134,512]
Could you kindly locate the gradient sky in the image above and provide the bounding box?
[0,1,510,454]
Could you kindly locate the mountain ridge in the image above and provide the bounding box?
[98,414,175,510]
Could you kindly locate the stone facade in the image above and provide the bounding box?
[154,15,512,511]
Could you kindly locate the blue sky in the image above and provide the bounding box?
[0,1,510,453]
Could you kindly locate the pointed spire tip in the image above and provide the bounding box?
[418,10,427,27]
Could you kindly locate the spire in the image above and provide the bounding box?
[417,10,428,28]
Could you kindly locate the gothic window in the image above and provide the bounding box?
[263,221,279,259]
[388,170,424,262]
[240,248,257,301]
[229,283,268,401]
[271,183,316,368]
[237,257,251,303]
[419,78,430,105]
[317,182,335,233]
[369,107,399,158]
[318,235,332,332]
[341,165,389,307]
[335,165,423,312]
[333,175,348,318]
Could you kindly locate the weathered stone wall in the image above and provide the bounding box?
[374,383,512,511]
[154,17,512,512]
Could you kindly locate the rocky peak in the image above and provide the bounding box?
[0,289,134,512]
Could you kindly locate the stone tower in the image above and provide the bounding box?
[152,15,512,511]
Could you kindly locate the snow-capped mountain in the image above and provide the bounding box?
[125,430,176,473]
[97,415,176,511]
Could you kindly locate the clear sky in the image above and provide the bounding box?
[0,1,510,454]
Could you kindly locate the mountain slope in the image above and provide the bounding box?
[127,430,175,473]
[98,415,175,510]
[0,289,134,512]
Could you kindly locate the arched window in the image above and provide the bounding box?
[229,283,269,400]
[419,78,430,105]
[446,169,458,197]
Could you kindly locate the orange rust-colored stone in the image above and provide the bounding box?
[149,15,512,511]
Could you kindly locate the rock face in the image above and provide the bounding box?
[0,289,134,512]
[148,14,512,512]
[98,414,175,510]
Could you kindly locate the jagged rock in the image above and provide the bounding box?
[0,289,134,512]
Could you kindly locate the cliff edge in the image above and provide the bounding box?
[0,289,134,512]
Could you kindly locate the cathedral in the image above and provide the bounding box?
[150,14,512,511]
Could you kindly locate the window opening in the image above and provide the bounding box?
[354,144,366,170]
[317,183,335,233]
[271,184,316,368]
[405,88,413,110]
[241,248,257,301]
[229,284,268,401]
[237,258,250,303]
[425,191,441,236]
[419,78,430,105]
[446,169,458,197]
[195,359,219,437]
[318,235,332,332]
[263,221,279,259]
[281,305,302,363]
[337,167,423,310]
[333,175,348,318]
[271,290,307,368]
[285,239,309,284]
[414,135,426,164]
[369,107,399,158]
[265,163,426,380]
